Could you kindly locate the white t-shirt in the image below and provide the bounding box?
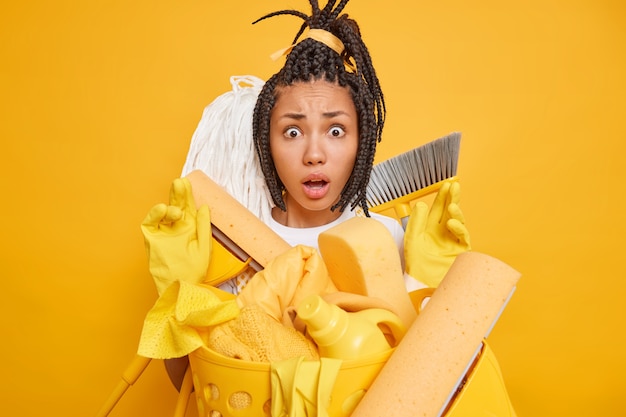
[268,208,405,263]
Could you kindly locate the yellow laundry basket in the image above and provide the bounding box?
[188,344,393,417]
[188,340,516,417]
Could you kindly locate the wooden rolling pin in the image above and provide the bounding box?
[186,170,291,274]
[351,251,521,417]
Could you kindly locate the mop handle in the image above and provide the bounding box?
[96,355,151,417]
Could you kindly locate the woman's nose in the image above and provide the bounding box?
[303,137,326,165]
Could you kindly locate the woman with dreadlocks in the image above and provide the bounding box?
[251,0,405,256]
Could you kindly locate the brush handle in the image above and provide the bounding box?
[397,203,412,229]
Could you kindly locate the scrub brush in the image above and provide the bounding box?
[366,132,461,228]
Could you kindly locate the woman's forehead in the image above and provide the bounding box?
[273,80,354,111]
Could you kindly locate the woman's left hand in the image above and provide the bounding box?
[404,181,471,288]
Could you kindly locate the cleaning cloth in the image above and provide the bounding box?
[137,280,239,359]
[206,304,319,362]
[271,356,342,417]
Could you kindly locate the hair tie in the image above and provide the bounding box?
[307,29,345,55]
[270,29,356,72]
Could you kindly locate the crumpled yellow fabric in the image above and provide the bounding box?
[236,245,338,323]
[271,356,342,417]
[206,304,319,362]
[137,280,239,359]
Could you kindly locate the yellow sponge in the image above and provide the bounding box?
[318,217,417,328]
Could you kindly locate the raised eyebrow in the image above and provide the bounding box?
[323,110,350,118]
[278,112,305,121]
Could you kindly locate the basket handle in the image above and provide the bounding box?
[173,365,194,417]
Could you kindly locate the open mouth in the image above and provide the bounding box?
[302,178,330,198]
[304,179,327,189]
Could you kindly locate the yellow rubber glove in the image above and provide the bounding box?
[141,177,212,296]
[404,181,471,288]
[271,356,342,417]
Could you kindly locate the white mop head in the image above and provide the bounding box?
[181,75,272,223]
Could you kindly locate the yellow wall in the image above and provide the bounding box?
[1,1,624,416]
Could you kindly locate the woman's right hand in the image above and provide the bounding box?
[141,177,212,295]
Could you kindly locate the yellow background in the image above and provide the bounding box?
[1,1,624,416]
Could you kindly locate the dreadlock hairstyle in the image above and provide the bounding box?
[252,0,385,215]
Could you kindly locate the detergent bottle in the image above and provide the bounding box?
[297,294,407,360]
